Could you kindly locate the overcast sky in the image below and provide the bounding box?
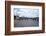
[14,8,39,18]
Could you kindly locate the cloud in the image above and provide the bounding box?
[14,8,39,18]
